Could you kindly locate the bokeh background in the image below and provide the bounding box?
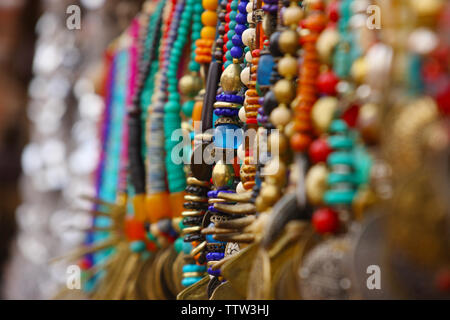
[0,0,143,299]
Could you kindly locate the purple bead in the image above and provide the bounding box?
[236,13,247,24]
[235,23,246,35]
[208,267,221,277]
[206,252,225,261]
[238,1,248,13]
[230,46,243,59]
[231,34,243,47]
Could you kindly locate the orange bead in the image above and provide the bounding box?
[132,193,148,222]
[202,0,218,11]
[146,192,172,223]
[170,191,186,218]
[290,132,312,152]
[201,11,217,27]
[192,100,203,123]
[201,26,216,39]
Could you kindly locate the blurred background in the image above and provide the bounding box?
[0,0,143,299]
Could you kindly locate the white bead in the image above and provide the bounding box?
[246,2,253,12]
[238,106,247,122]
[247,12,253,24]
[240,66,250,86]
[245,51,252,63]
[408,28,438,55]
[237,144,245,161]
[236,182,246,193]
[242,28,256,48]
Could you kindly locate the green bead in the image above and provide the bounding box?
[229,11,237,20]
[230,1,238,10]
[189,61,200,72]
[182,100,195,117]
[164,101,181,113]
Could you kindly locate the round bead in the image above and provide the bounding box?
[238,106,247,122]
[246,2,253,12]
[309,138,332,163]
[277,55,298,78]
[231,34,243,46]
[279,29,299,54]
[202,0,218,11]
[312,207,339,234]
[231,46,243,58]
[240,66,250,86]
[317,71,339,95]
[242,28,256,49]
[290,132,312,152]
[201,11,217,26]
[273,79,295,104]
[245,50,252,62]
[305,163,328,205]
[283,5,304,25]
[270,105,291,127]
[201,26,216,39]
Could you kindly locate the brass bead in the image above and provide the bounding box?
[305,163,328,205]
[311,96,338,134]
[212,160,234,188]
[279,29,299,55]
[317,27,340,63]
[270,104,292,127]
[179,74,203,97]
[283,4,304,26]
[273,79,295,104]
[260,184,280,205]
[220,63,242,92]
[278,55,298,79]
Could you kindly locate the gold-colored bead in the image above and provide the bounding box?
[305,163,328,205]
[279,29,299,55]
[283,4,304,26]
[179,74,203,97]
[260,184,280,205]
[220,63,242,92]
[351,57,367,83]
[278,55,298,79]
[270,104,292,127]
[212,160,234,188]
[273,79,295,104]
[317,28,340,63]
[311,96,338,134]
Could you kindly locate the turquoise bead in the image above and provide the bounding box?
[323,190,355,205]
[327,172,356,185]
[174,237,184,253]
[164,101,181,113]
[182,100,195,117]
[328,151,354,167]
[328,135,354,149]
[182,277,203,287]
[329,119,348,133]
[189,61,200,72]
[183,264,207,273]
[129,240,146,253]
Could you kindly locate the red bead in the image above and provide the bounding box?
[290,132,312,152]
[125,218,146,241]
[309,138,332,163]
[312,207,339,234]
[317,71,339,95]
[342,104,360,128]
[225,13,231,23]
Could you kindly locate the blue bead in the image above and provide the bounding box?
[236,13,247,24]
[213,124,243,149]
[231,34,243,46]
[238,1,248,13]
[231,46,243,58]
[257,54,275,86]
[235,24,246,35]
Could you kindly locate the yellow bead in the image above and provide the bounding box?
[202,0,218,11]
[201,11,217,27]
[279,29,299,55]
[201,26,216,39]
[273,79,295,104]
[311,96,338,134]
[283,4,304,25]
[305,163,328,205]
[278,55,298,79]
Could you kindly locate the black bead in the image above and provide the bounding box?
[269,32,283,57]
